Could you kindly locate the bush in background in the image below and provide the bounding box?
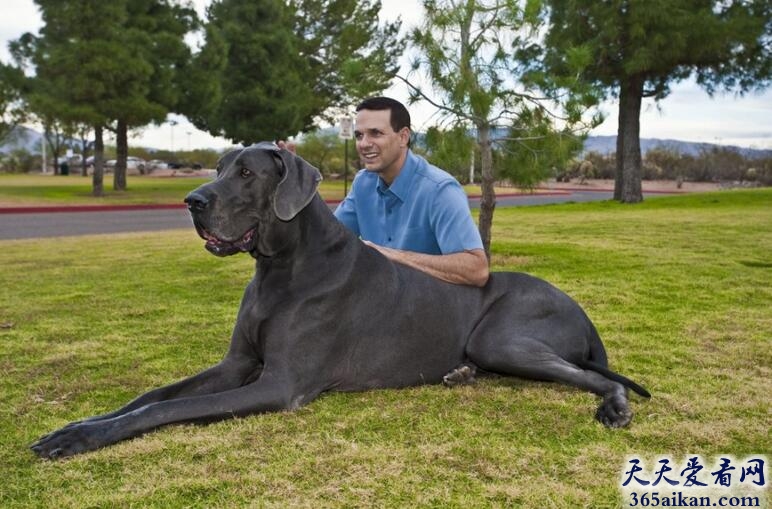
[0,149,40,173]
[568,147,771,185]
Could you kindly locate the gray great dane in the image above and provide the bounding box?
[31,143,650,459]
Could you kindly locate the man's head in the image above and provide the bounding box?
[354,97,412,184]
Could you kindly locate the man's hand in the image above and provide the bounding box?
[276,140,297,154]
[363,241,489,287]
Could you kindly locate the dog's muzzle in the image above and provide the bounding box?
[185,190,257,257]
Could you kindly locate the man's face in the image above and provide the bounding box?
[354,108,409,184]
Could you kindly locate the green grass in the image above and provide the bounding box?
[1,189,770,508]
[0,173,213,206]
[0,173,353,205]
[0,173,534,206]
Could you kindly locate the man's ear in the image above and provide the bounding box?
[399,127,411,148]
[272,149,323,221]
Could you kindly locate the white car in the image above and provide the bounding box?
[86,156,149,175]
[147,159,169,172]
[103,157,147,174]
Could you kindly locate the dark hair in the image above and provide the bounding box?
[356,97,412,141]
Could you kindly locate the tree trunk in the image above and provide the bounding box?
[476,123,495,260]
[614,117,623,201]
[80,137,89,177]
[44,131,59,176]
[92,125,104,197]
[614,75,644,203]
[114,119,128,191]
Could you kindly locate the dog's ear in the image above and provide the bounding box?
[272,149,323,221]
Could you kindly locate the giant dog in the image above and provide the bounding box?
[31,143,649,459]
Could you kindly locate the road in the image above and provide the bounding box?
[0,189,639,240]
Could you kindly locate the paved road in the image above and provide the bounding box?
[0,206,193,240]
[0,189,648,240]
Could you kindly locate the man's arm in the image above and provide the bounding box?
[364,241,489,287]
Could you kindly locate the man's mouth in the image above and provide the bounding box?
[195,224,257,257]
[361,152,379,163]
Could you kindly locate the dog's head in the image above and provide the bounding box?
[184,142,322,257]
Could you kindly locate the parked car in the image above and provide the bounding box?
[147,159,168,172]
[87,156,147,175]
[104,157,147,174]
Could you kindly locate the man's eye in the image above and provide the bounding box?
[240,168,253,178]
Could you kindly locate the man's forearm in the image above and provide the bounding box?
[364,242,489,287]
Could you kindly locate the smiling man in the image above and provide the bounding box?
[334,97,489,287]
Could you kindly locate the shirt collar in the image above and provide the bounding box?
[376,150,417,202]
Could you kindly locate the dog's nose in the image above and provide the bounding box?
[184,191,209,212]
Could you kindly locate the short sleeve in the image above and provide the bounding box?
[430,181,484,254]
[333,173,362,237]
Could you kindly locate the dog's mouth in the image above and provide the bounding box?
[195,224,257,257]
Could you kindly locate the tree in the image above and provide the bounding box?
[0,64,27,144]
[498,110,584,190]
[108,0,198,190]
[295,130,348,177]
[423,125,475,184]
[291,0,403,122]
[190,0,402,145]
[11,67,76,175]
[11,1,198,192]
[541,0,772,203]
[403,0,597,256]
[10,1,134,195]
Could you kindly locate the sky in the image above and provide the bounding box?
[1,0,770,151]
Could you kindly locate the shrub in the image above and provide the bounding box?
[0,149,40,173]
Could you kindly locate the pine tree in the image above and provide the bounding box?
[542,0,771,202]
[191,0,402,144]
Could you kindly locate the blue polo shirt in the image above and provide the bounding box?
[334,150,483,255]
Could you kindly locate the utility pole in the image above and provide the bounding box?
[339,116,354,198]
[469,150,474,184]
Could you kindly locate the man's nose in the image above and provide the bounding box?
[357,134,372,147]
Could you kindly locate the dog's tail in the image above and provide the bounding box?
[578,359,652,399]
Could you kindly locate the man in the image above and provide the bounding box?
[334,97,489,287]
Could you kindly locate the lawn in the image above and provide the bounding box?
[0,173,540,207]
[0,173,214,206]
[0,173,352,205]
[0,189,769,508]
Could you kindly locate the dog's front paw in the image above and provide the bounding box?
[30,420,118,459]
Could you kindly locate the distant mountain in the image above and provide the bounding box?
[0,125,44,154]
[583,135,772,159]
[3,125,770,160]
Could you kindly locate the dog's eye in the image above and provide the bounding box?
[240,168,253,178]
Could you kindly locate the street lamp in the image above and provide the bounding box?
[169,119,178,152]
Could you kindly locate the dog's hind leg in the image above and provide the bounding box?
[467,337,633,427]
[442,362,478,387]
